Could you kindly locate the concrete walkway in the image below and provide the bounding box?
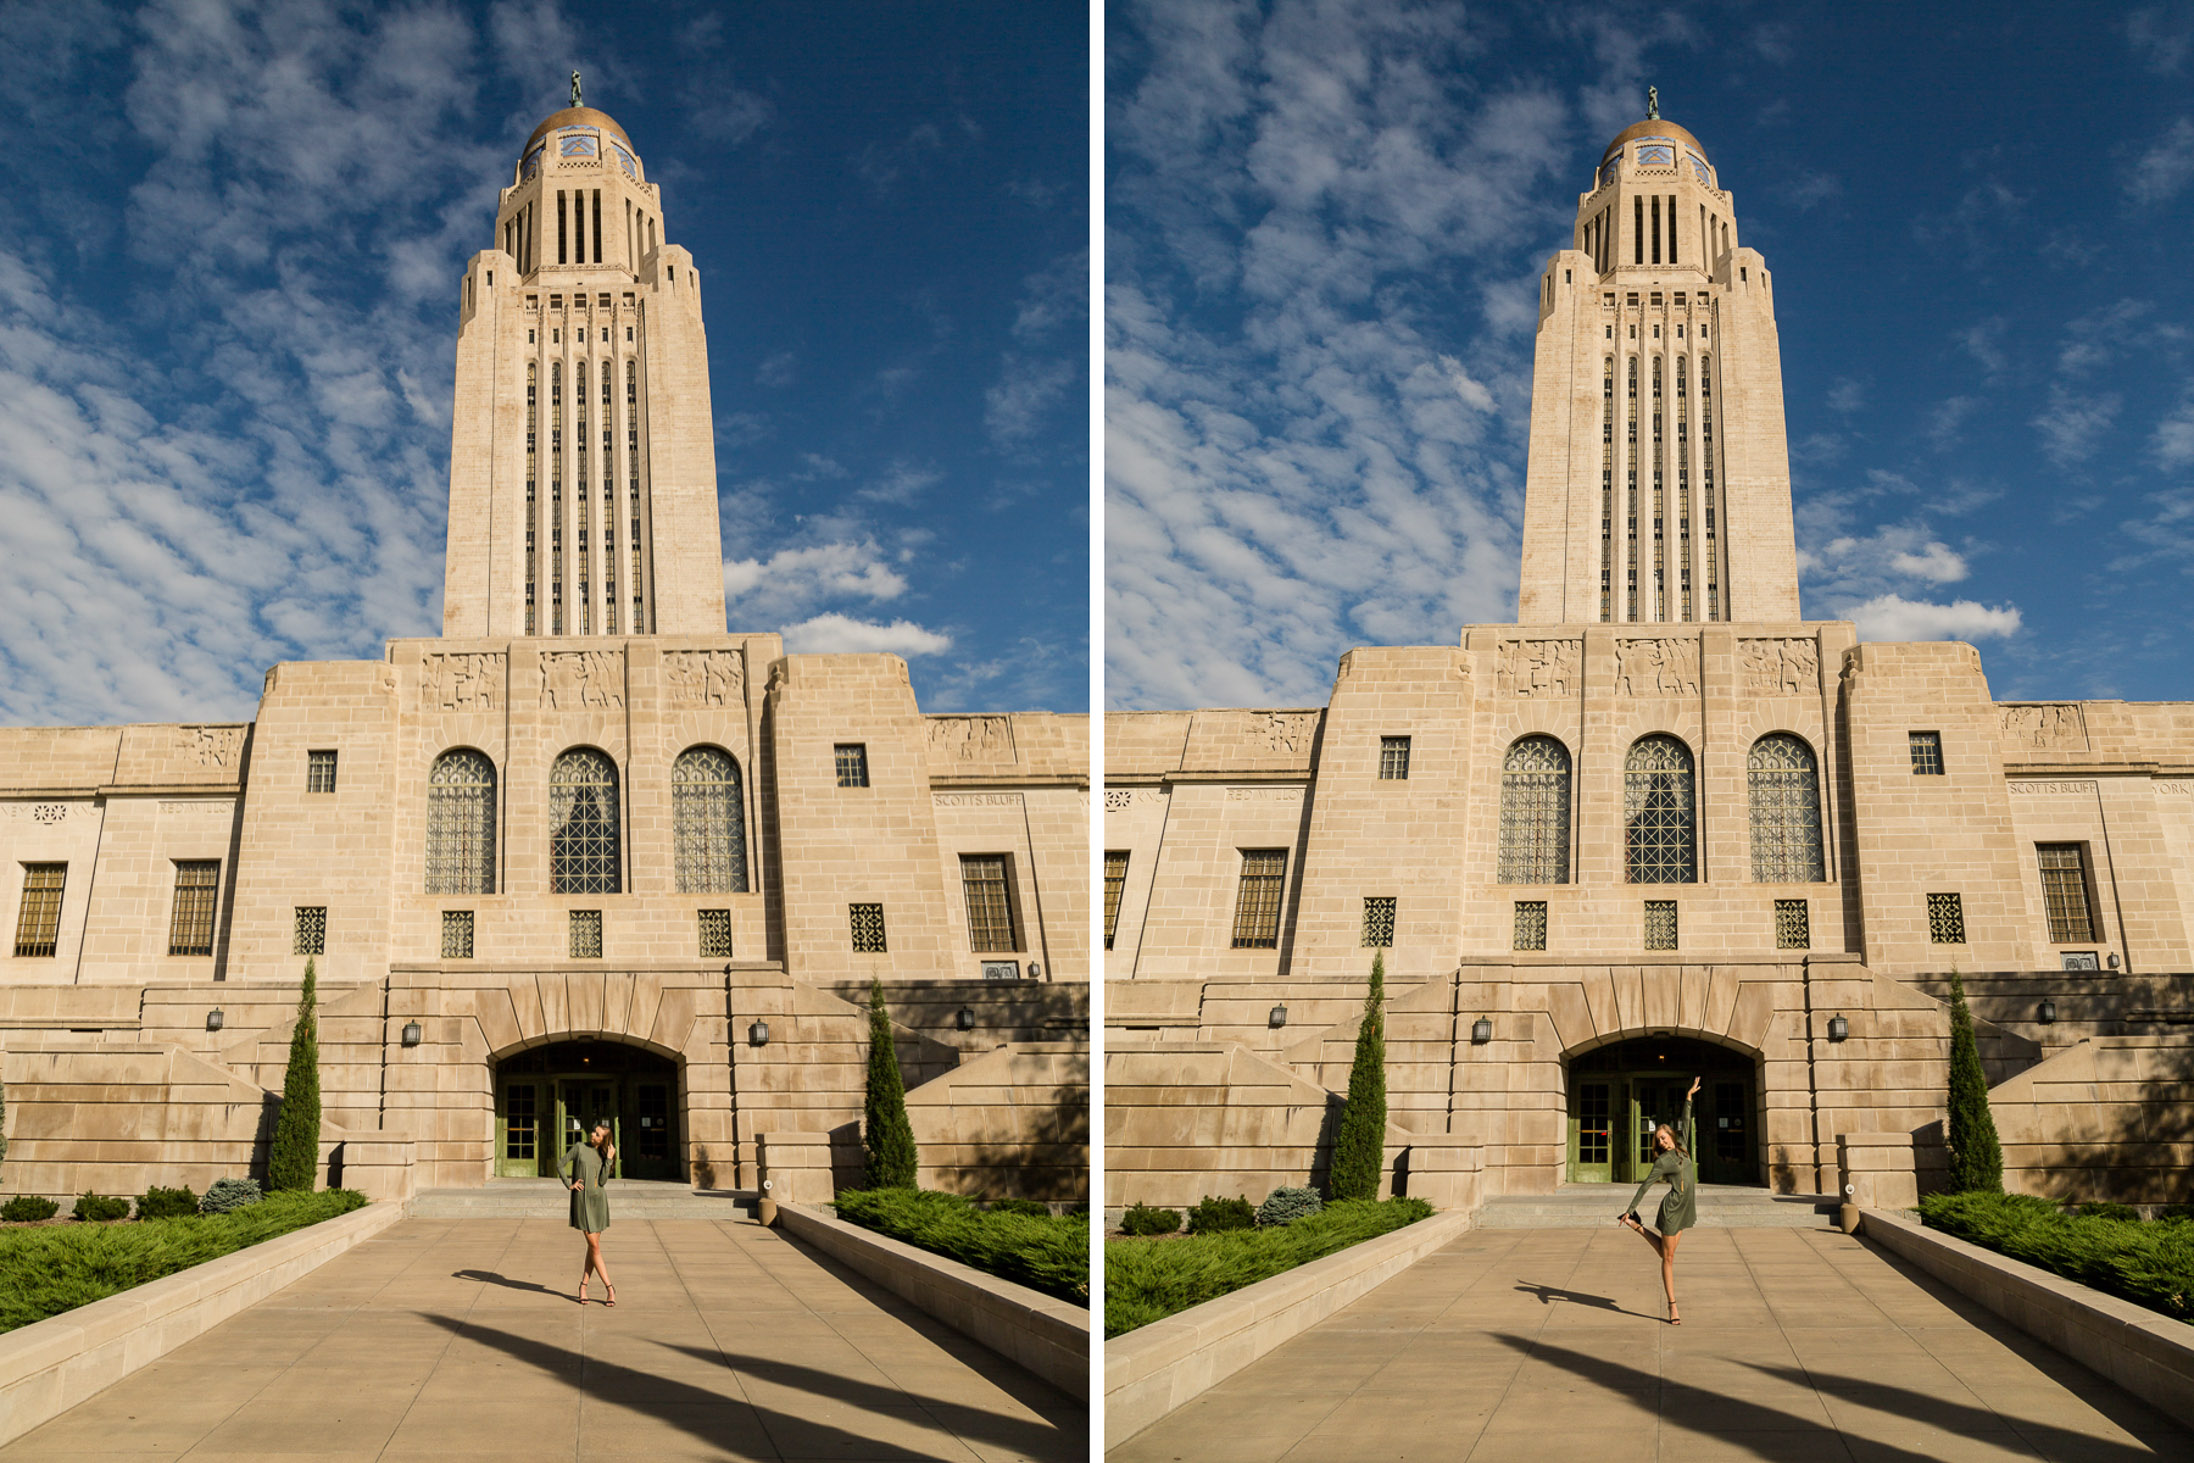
[0,1216,1086,1462]
[1109,1225,2192,1462]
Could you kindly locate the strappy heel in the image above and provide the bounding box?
[604,1284,617,1308]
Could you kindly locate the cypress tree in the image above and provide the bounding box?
[861,978,918,1190]
[1944,967,2003,1194]
[266,959,322,1192]
[1328,952,1388,1202]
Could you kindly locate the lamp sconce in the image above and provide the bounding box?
[1268,1003,1288,1029]
[2037,998,2057,1025]
[747,1019,770,1047]
[1827,1014,1849,1043]
[205,1008,224,1033]
[1471,1016,1493,1045]
[955,1006,975,1031]
[1026,961,1041,980]
[400,1021,423,1048]
[2107,953,2121,970]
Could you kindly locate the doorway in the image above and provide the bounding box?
[1566,1034,1758,1186]
[493,1039,682,1182]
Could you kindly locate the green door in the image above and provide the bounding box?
[1626,1077,1692,1184]
[1568,1080,1613,1183]
[556,1079,622,1179]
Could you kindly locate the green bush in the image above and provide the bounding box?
[1120,1203,1181,1237]
[1108,1196,1434,1337]
[832,1188,1086,1305]
[1186,1196,1256,1235]
[985,1197,1051,1218]
[200,1178,264,1215]
[266,959,322,1192]
[2160,1203,2194,1224]
[71,1194,129,1223]
[1,1196,58,1223]
[2076,1201,2142,1223]
[1919,1190,2194,1325]
[136,1186,199,1221]
[1257,1186,1324,1227]
[0,1190,365,1334]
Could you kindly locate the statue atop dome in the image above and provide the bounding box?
[1647,84,1659,120]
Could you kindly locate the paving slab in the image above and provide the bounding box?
[1107,1225,2192,1461]
[0,1216,1085,1463]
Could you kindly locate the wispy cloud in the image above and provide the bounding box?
[1844,594,2021,642]
[2032,385,2122,467]
[2127,118,2194,203]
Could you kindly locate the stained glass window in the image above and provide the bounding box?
[672,747,746,893]
[427,750,497,895]
[1499,737,1572,884]
[13,864,64,958]
[169,861,219,957]
[1625,735,1696,884]
[2036,844,2095,944]
[1927,892,1966,944]
[1748,734,1824,882]
[1361,896,1396,948]
[1231,850,1287,949]
[549,749,621,894]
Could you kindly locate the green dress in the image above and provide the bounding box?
[1624,1098,1697,1235]
[560,1142,612,1233]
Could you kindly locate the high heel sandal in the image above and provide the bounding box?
[604,1284,617,1308]
[577,1279,589,1306]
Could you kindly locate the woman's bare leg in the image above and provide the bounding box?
[1662,1230,1683,1322]
[586,1233,613,1297]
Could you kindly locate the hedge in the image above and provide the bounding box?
[830,1188,1088,1307]
[1918,1190,2194,1325]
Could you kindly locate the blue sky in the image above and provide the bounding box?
[1106,0,2194,710]
[0,0,1088,725]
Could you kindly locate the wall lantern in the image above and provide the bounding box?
[1827,1014,1849,1043]
[2038,999,2057,1025]
[955,1006,976,1031]
[205,1008,224,1032]
[2108,953,2121,970]
[1268,1004,1288,1029]
[748,1019,770,1047]
[401,1021,423,1048]
[1471,1016,1493,1045]
[1026,962,1042,980]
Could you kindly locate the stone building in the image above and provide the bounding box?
[0,103,1089,1205]
[1104,106,2192,1215]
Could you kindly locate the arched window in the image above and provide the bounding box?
[1624,734,1696,883]
[1748,734,1824,882]
[427,750,496,894]
[549,748,620,893]
[673,746,747,893]
[1499,736,1572,884]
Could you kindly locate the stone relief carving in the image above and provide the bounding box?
[2156,782,2192,797]
[420,652,504,711]
[31,803,64,824]
[542,650,625,710]
[933,792,1023,807]
[1499,638,1582,698]
[1739,637,1818,696]
[2007,780,2098,795]
[2000,703,2086,751]
[1262,712,1316,755]
[1615,638,1700,697]
[662,650,744,708]
[1104,790,1133,811]
[928,715,1014,762]
[179,726,244,769]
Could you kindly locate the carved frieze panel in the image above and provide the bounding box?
[1738,638,1818,696]
[1261,712,1316,755]
[1498,638,1582,698]
[179,725,244,769]
[929,715,1015,762]
[1615,638,1700,697]
[662,650,744,708]
[420,652,504,711]
[543,650,625,710]
[2001,703,2087,752]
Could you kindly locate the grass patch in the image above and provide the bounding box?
[1106,1196,1434,1338]
[1918,1190,2194,1325]
[0,1189,367,1335]
[830,1188,1089,1307]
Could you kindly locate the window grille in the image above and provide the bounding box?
[1513,900,1548,951]
[2036,844,2095,943]
[1926,892,1966,944]
[549,749,621,894]
[850,903,888,953]
[1624,735,1696,883]
[835,744,869,788]
[961,855,1019,952]
[1361,896,1396,948]
[1499,736,1572,883]
[13,864,65,958]
[672,747,747,893]
[442,910,474,960]
[1230,850,1287,948]
[294,906,327,956]
[1103,851,1128,950]
[426,750,497,894]
[697,909,733,958]
[1748,734,1825,882]
[307,750,338,794]
[1909,731,1944,775]
[1378,736,1411,780]
[1774,898,1810,950]
[569,909,602,958]
[168,861,219,957]
[1644,900,1678,950]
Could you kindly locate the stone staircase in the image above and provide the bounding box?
[1478,1182,1837,1229]
[410,1178,757,1220]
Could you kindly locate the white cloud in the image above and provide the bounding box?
[2031,385,2122,468]
[2156,393,2194,470]
[1888,542,1969,583]
[784,613,952,656]
[2127,117,2194,204]
[1843,594,2021,643]
[722,541,907,617]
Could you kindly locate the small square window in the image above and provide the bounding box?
[294,906,327,956]
[569,909,603,959]
[1909,732,1944,775]
[442,910,474,960]
[1644,900,1678,951]
[1513,901,1548,952]
[307,750,338,794]
[1926,892,1966,944]
[1361,896,1396,948]
[1378,736,1411,780]
[850,903,888,953]
[1774,898,1810,950]
[698,909,733,959]
[834,744,870,788]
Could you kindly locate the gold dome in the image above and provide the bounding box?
[1600,117,1707,165]
[523,106,635,157]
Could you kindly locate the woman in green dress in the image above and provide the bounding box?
[561,1119,617,1306]
[1618,1076,1700,1324]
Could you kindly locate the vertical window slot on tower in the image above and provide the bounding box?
[1651,196,1662,264]
[592,190,603,264]
[1667,195,1676,264]
[1626,355,1639,620]
[1634,195,1643,265]
[558,192,568,265]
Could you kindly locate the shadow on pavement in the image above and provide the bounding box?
[1748,1360,2187,1461]
[1511,1281,1658,1320]
[452,1268,566,1298]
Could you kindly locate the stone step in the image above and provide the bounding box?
[1479,1183,1837,1229]
[410,1179,757,1220]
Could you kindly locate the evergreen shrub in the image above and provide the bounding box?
[831,1187,1087,1305]
[266,960,322,1192]
[136,1186,199,1220]
[71,1194,129,1222]
[200,1178,264,1214]
[2075,1201,2141,1223]
[860,979,918,1190]
[1328,953,1388,1202]
[985,1197,1051,1218]
[1944,969,2004,1193]
[1257,1186,1324,1227]
[1186,1196,1256,1234]
[1919,1189,2194,1324]
[1120,1202,1181,1236]
[0,1196,57,1223]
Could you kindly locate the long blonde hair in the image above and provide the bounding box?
[1653,1123,1689,1163]
[590,1121,616,1170]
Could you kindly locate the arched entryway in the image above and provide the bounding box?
[1565,1034,1760,1186]
[493,1039,683,1182]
